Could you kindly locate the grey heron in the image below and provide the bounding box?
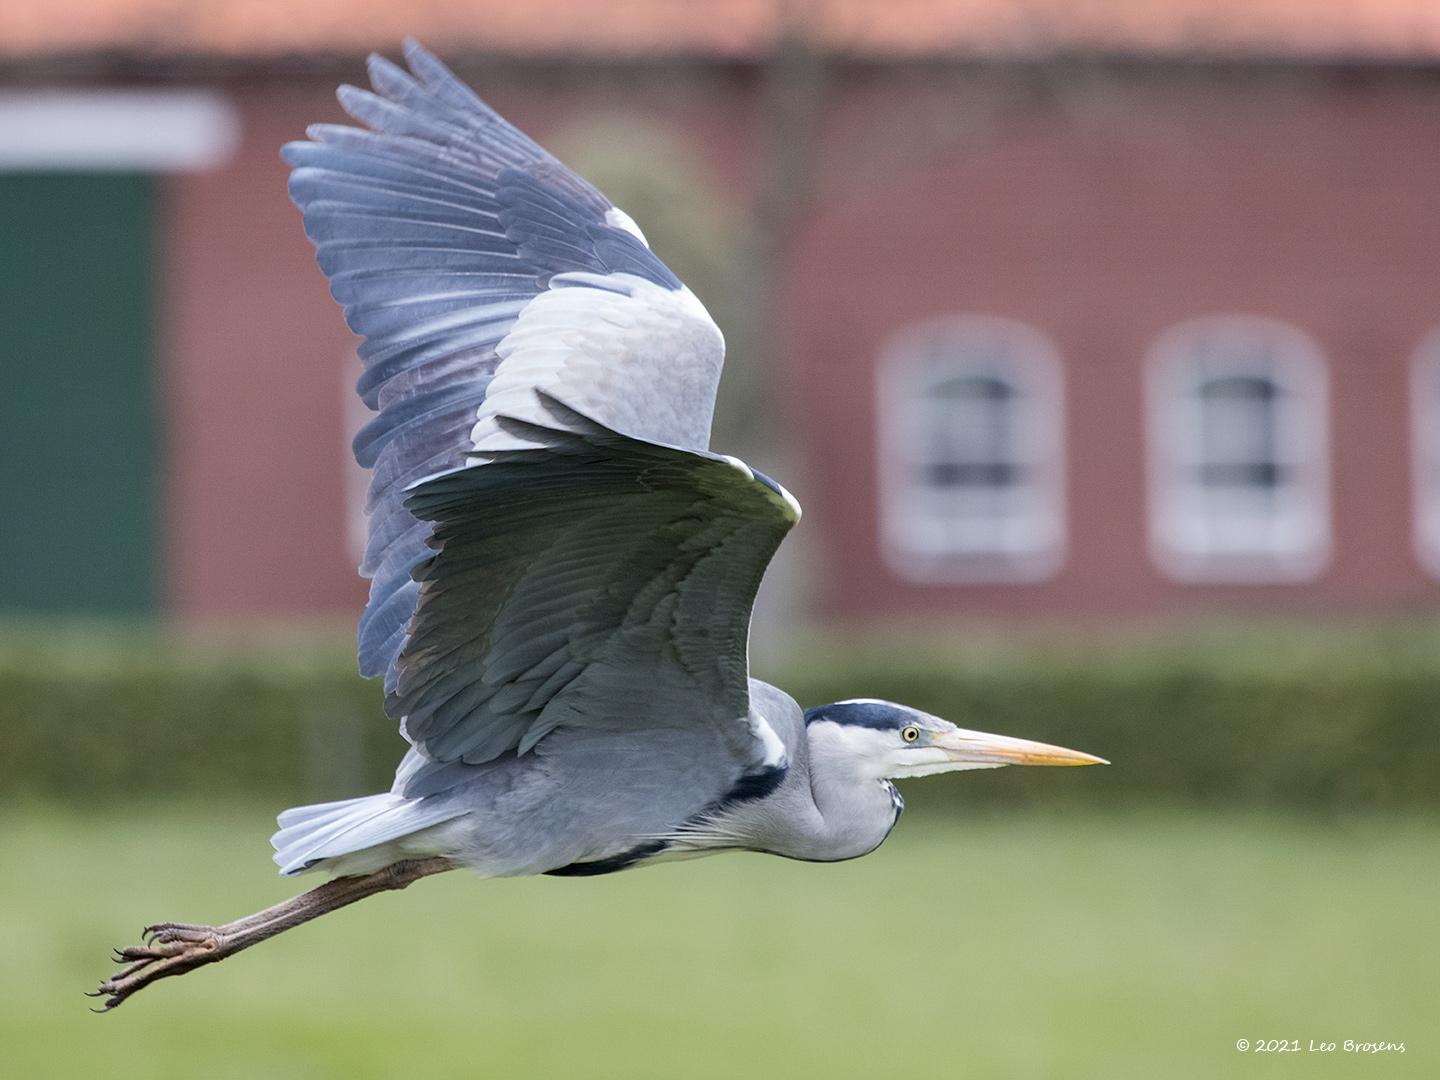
[94,41,1105,1011]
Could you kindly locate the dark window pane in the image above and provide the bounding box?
[1196,462,1288,487]
[1198,375,1281,402]
[930,374,1015,401]
[922,371,1020,485]
[922,461,1022,488]
[1196,374,1279,476]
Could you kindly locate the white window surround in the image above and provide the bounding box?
[343,359,373,569]
[876,315,1066,584]
[0,90,239,172]
[1145,315,1331,583]
[1410,333,1440,579]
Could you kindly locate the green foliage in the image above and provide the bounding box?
[0,623,391,803]
[776,622,1440,811]
[3,620,1439,807]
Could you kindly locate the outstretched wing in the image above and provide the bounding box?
[285,40,726,687]
[389,395,800,797]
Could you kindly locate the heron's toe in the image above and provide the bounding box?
[143,923,220,946]
[92,924,225,1011]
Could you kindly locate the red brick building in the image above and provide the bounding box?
[4,2,1440,623]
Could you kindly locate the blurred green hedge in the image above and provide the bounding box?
[3,620,1438,809]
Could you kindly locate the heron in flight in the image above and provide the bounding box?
[94,41,1105,1011]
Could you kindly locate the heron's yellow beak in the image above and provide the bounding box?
[932,727,1108,767]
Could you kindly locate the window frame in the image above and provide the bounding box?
[875,315,1066,584]
[1410,332,1440,579]
[1145,315,1331,583]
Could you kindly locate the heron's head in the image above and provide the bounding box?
[803,699,1107,782]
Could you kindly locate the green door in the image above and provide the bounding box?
[0,173,157,614]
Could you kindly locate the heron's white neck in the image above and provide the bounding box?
[801,721,904,861]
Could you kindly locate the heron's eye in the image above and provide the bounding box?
[901,726,920,743]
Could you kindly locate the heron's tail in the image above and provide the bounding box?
[270,792,466,877]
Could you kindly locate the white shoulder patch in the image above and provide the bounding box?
[605,206,649,246]
[773,481,802,520]
[720,455,754,480]
[749,711,789,770]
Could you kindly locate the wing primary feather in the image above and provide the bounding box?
[288,45,755,791]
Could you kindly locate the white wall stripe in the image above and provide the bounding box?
[0,90,240,172]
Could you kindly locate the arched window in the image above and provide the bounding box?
[877,316,1065,582]
[1146,316,1330,581]
[1411,333,1440,578]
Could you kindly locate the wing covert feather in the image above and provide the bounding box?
[388,396,799,796]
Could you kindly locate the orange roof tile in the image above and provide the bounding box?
[4,0,1440,63]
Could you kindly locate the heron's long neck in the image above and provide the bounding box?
[802,734,903,862]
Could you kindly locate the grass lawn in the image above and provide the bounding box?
[2,802,1434,1079]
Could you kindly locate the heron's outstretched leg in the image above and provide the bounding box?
[91,856,456,1012]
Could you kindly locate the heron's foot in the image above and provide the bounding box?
[90,923,227,1011]
[89,858,457,1013]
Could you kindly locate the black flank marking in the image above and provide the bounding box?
[545,840,668,877]
[722,764,786,804]
[547,764,789,878]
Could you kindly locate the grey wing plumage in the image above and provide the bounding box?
[389,394,801,797]
[284,40,726,690]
